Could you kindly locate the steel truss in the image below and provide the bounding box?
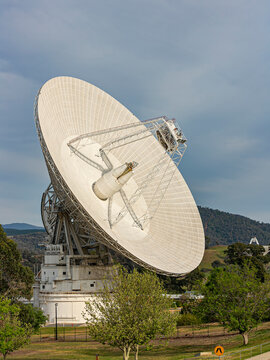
[41,183,113,265]
[67,116,187,229]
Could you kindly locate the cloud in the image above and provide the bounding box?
[0,148,49,225]
[0,0,270,224]
[0,149,47,180]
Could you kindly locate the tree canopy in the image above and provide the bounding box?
[0,225,34,300]
[17,303,47,332]
[84,266,176,360]
[159,267,205,294]
[225,243,269,281]
[198,265,270,345]
[0,297,32,359]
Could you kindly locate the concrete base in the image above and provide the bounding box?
[39,292,96,324]
[34,245,114,324]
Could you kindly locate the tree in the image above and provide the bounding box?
[225,243,268,282]
[159,267,205,294]
[0,297,32,359]
[18,304,47,332]
[83,266,176,360]
[0,225,34,300]
[198,265,270,345]
[225,243,265,265]
[211,260,224,268]
[178,268,205,292]
[205,236,211,249]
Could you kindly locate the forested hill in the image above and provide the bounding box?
[198,206,270,246]
[2,207,270,253]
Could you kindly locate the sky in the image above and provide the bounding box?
[0,0,270,226]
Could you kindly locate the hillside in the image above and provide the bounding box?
[198,206,270,246]
[3,223,44,231]
[4,228,45,236]
[2,206,270,263]
[6,231,45,271]
[8,232,46,252]
[199,245,227,271]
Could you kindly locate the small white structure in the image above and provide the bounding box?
[34,244,113,324]
[249,237,260,245]
[249,237,270,256]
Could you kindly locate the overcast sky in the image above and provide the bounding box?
[0,0,270,225]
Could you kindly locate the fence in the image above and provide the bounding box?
[31,323,270,360]
[32,323,240,343]
[174,323,237,338]
[32,326,91,343]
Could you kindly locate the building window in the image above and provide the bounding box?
[90,283,94,287]
[88,271,91,275]
[42,285,45,289]
[63,271,66,275]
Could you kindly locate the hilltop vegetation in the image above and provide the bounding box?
[3,223,44,231]
[2,206,270,271]
[7,232,45,271]
[199,206,270,246]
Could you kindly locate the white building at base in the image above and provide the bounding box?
[34,244,113,324]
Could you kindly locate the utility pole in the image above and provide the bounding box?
[55,303,58,340]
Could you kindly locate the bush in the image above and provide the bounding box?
[18,304,47,332]
[176,313,200,326]
[211,260,224,268]
[179,298,200,314]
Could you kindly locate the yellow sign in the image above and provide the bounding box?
[214,345,224,356]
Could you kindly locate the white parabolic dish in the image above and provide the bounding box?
[35,76,204,276]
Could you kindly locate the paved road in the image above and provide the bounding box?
[246,351,270,360]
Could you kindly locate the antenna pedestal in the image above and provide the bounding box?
[34,184,114,324]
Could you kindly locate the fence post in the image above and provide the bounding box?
[40,328,41,342]
[64,326,65,341]
[75,326,76,341]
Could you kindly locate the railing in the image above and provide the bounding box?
[32,323,236,343]
[174,323,237,338]
[31,323,270,360]
[32,326,91,343]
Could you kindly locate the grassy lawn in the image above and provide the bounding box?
[8,325,270,360]
[199,245,227,271]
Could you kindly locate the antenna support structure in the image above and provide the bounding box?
[33,77,204,324]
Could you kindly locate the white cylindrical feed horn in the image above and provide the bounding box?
[93,162,137,200]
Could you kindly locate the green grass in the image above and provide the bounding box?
[8,324,270,360]
[199,245,227,271]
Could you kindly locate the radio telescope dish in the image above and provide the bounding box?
[35,76,204,276]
